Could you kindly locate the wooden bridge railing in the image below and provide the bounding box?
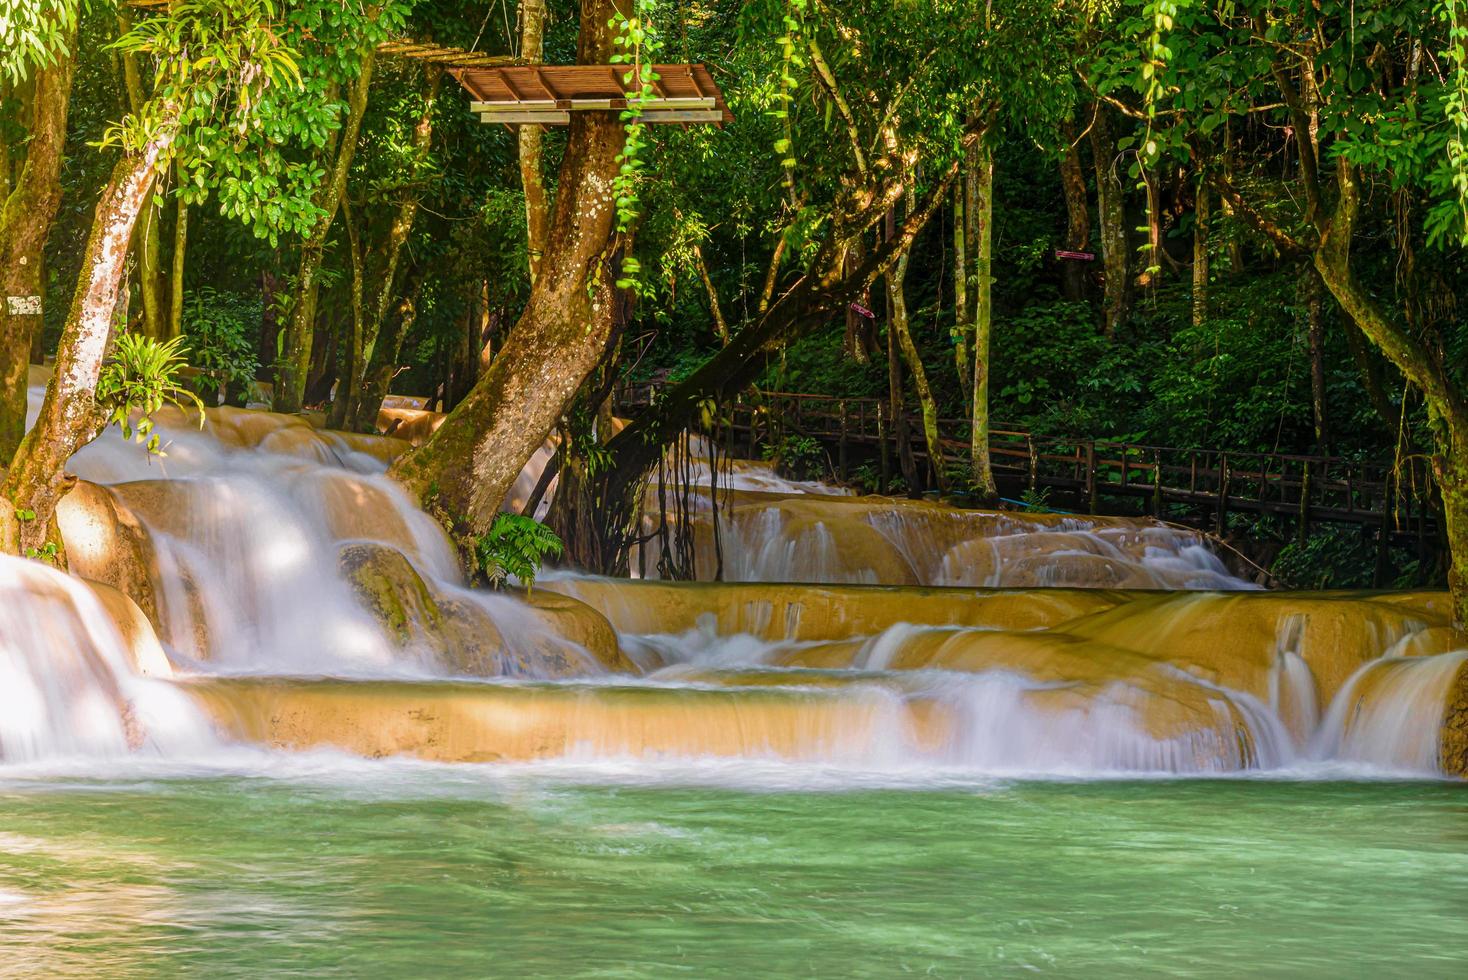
[614,381,1438,539]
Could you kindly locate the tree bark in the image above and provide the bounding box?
[519,0,550,283]
[1059,119,1090,301]
[692,243,730,344]
[388,0,632,534]
[1303,266,1329,451]
[276,51,375,413]
[118,9,168,340]
[1,138,169,555]
[889,247,946,491]
[329,194,365,430]
[169,185,187,340]
[951,177,972,402]
[1192,178,1210,327]
[884,214,918,493]
[970,133,998,503]
[0,22,77,464]
[1090,105,1129,336]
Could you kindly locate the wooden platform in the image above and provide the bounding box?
[453,63,731,125]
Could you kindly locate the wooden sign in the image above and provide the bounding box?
[849,302,876,319]
[1054,250,1096,262]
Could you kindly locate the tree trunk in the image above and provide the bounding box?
[884,216,918,494]
[118,9,168,340]
[1303,267,1329,451]
[1059,119,1090,302]
[692,243,729,344]
[951,177,972,402]
[1090,106,1129,336]
[0,23,77,463]
[1,139,169,555]
[276,51,375,413]
[889,247,945,492]
[169,186,187,340]
[329,195,365,430]
[1192,178,1210,327]
[389,1,638,534]
[352,274,422,433]
[519,0,550,283]
[970,133,998,503]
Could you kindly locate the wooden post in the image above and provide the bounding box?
[1189,453,1198,496]
[877,402,890,494]
[1027,435,1037,491]
[1216,453,1230,536]
[1298,460,1311,546]
[838,399,849,479]
[1373,466,1394,588]
[747,402,758,459]
[1152,449,1162,517]
[1086,441,1098,514]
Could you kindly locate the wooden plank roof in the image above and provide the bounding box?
[453,63,732,126]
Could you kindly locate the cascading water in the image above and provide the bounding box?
[0,555,212,762]
[11,375,1467,777]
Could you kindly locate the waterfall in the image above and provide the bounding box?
[1312,651,1468,773]
[0,556,212,762]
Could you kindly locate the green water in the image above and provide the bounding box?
[0,767,1464,977]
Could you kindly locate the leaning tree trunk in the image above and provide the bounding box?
[889,247,946,492]
[0,25,77,464]
[388,0,630,535]
[276,51,375,413]
[519,0,550,283]
[1090,106,1129,336]
[970,133,998,503]
[1,138,169,555]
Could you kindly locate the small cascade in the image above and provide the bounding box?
[0,555,212,762]
[1313,650,1468,773]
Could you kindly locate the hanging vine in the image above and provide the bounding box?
[609,0,663,291]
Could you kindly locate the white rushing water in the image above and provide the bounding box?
[8,382,1463,777]
[0,556,213,762]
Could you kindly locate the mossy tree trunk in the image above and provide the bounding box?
[1,135,172,555]
[117,8,168,341]
[889,247,946,492]
[388,0,632,534]
[1191,178,1210,328]
[519,0,550,284]
[276,51,375,414]
[0,22,77,464]
[1090,105,1129,336]
[951,177,971,403]
[168,179,187,340]
[969,132,998,503]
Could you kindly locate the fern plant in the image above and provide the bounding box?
[95,333,206,455]
[474,515,564,592]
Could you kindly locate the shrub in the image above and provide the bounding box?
[474,515,564,592]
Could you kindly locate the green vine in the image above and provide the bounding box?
[770,0,807,203]
[610,0,663,292]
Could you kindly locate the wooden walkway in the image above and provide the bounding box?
[617,383,1439,542]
